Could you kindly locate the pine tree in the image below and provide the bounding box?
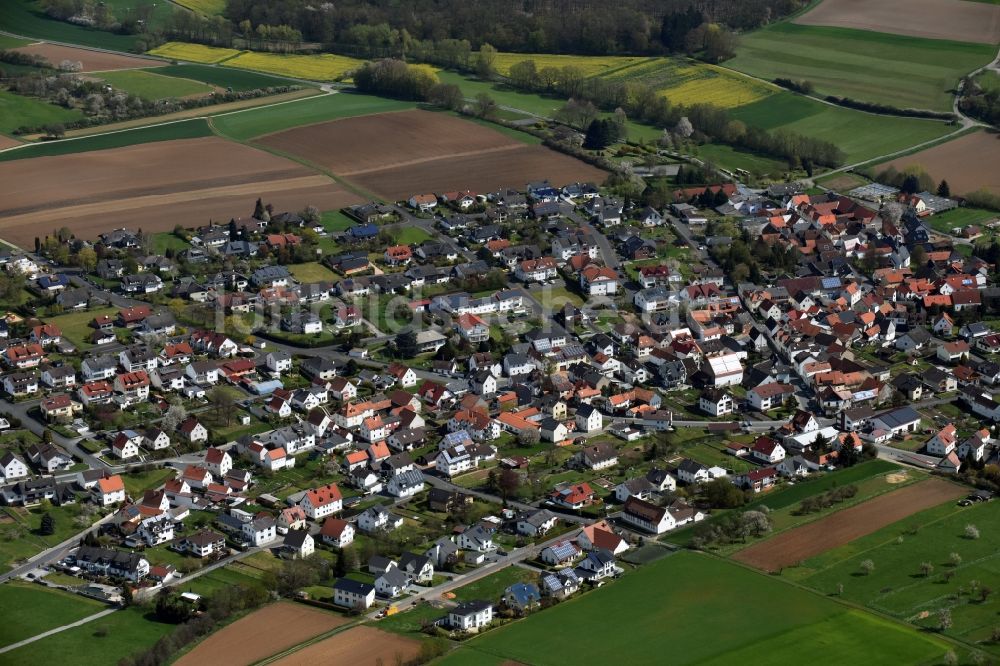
[937,180,951,198]
[40,512,55,536]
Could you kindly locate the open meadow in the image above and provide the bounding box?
[175,602,347,666]
[0,136,361,248]
[96,69,215,100]
[880,130,1000,195]
[148,42,241,64]
[727,23,995,112]
[794,499,1000,651]
[733,478,965,571]
[256,109,607,200]
[439,552,949,665]
[0,583,104,648]
[794,0,1000,44]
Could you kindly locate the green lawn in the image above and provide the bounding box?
[0,118,212,161]
[0,0,142,51]
[0,583,105,648]
[0,89,83,136]
[923,206,998,234]
[451,566,537,603]
[320,210,357,232]
[289,261,338,283]
[730,92,956,164]
[727,23,995,112]
[374,603,446,637]
[441,552,948,665]
[795,500,1000,651]
[97,69,214,101]
[151,231,190,255]
[122,467,175,496]
[150,63,304,91]
[211,91,416,140]
[0,503,104,573]
[1,606,174,666]
[0,35,31,49]
[44,306,116,349]
[180,564,268,597]
[390,227,434,245]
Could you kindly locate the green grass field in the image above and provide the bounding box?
[288,261,338,283]
[97,69,214,101]
[390,227,433,245]
[0,583,105,648]
[440,552,948,665]
[181,563,269,597]
[0,35,31,49]
[44,306,116,349]
[0,118,213,161]
[730,92,955,163]
[727,23,994,112]
[149,63,301,91]
[794,500,1000,650]
[0,0,140,51]
[210,91,415,140]
[695,142,789,177]
[1,606,174,666]
[151,231,190,254]
[451,566,536,603]
[924,207,998,233]
[0,89,83,136]
[320,210,356,232]
[122,467,175,496]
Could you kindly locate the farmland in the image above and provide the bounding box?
[0,606,173,666]
[727,23,995,112]
[150,63,300,91]
[148,42,241,64]
[0,137,361,248]
[732,478,965,572]
[729,92,956,163]
[602,58,778,109]
[880,130,1000,195]
[490,52,645,78]
[0,583,104,648]
[0,0,141,51]
[211,92,415,141]
[175,602,347,666]
[12,42,160,72]
[96,69,215,101]
[172,0,226,15]
[796,500,1000,650]
[440,552,949,665]
[0,118,214,162]
[256,109,607,201]
[273,625,421,666]
[794,0,1000,44]
[225,51,365,81]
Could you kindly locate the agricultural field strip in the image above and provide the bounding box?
[337,143,526,176]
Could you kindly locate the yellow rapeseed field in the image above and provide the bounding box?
[224,51,365,81]
[171,0,226,15]
[148,41,241,64]
[605,58,776,109]
[491,52,645,77]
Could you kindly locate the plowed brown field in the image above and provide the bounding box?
[272,625,421,666]
[881,131,1000,196]
[794,0,1000,44]
[732,478,964,572]
[0,137,361,248]
[175,602,347,666]
[257,109,607,200]
[13,43,161,72]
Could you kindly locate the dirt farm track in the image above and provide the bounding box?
[174,602,347,666]
[794,0,1000,44]
[732,478,965,572]
[0,137,361,249]
[272,625,421,666]
[257,109,608,201]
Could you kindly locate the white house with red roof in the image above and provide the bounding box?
[549,482,595,510]
[320,517,355,548]
[205,447,233,477]
[579,265,619,296]
[386,363,418,388]
[181,465,214,489]
[112,431,142,460]
[92,475,126,505]
[577,520,628,555]
[926,424,958,456]
[750,436,785,464]
[300,483,343,520]
[178,416,208,444]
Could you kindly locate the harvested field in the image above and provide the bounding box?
[258,109,606,200]
[175,602,347,666]
[0,135,21,150]
[273,625,421,666]
[881,131,1000,196]
[0,137,361,248]
[733,478,964,572]
[795,0,1000,45]
[12,43,160,72]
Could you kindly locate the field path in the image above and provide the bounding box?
[733,478,965,572]
[0,608,118,655]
